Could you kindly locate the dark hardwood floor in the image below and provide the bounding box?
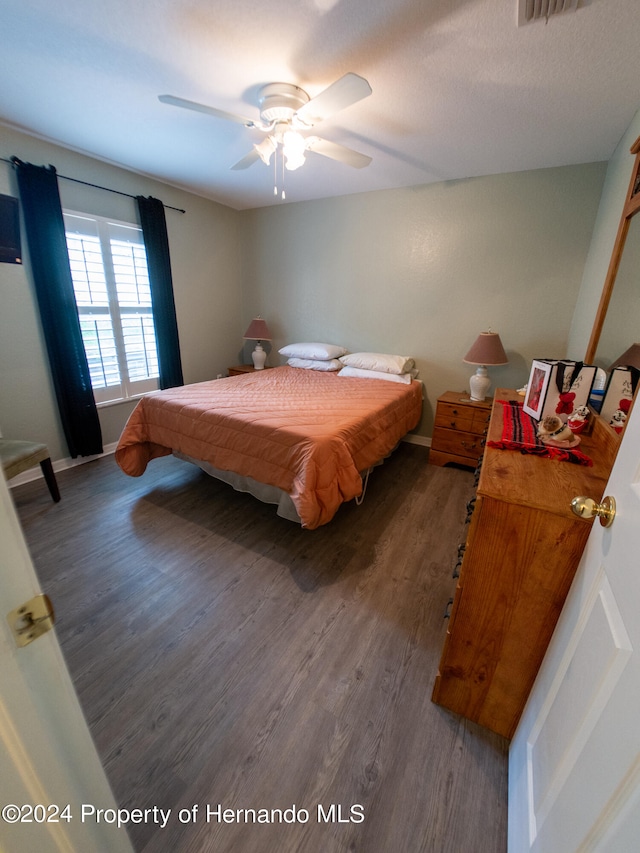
[13,443,508,853]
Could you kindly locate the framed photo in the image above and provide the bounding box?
[523,360,553,419]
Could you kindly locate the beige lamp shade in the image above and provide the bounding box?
[463,331,508,401]
[243,317,272,370]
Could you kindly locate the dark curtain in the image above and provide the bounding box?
[13,159,103,458]
[136,195,184,389]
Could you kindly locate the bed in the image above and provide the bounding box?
[115,365,423,529]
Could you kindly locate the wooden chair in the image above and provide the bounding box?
[0,439,61,502]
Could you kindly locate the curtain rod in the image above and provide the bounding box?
[1,156,186,214]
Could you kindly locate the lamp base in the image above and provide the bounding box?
[469,366,491,402]
[251,343,267,370]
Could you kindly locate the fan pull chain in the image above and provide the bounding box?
[271,145,287,201]
[281,148,286,200]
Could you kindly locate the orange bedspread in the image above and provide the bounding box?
[115,365,422,529]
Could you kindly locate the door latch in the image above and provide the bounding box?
[7,594,55,647]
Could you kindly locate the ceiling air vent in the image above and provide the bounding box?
[518,0,582,26]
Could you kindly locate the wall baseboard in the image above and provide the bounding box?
[403,433,431,448]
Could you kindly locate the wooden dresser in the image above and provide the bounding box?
[429,391,492,468]
[431,389,619,739]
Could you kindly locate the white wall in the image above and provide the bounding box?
[0,126,242,460]
[240,164,606,434]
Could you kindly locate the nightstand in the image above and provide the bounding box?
[228,365,272,376]
[429,391,492,468]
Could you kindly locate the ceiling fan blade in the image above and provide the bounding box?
[158,94,261,128]
[305,137,372,169]
[295,73,372,126]
[230,149,262,170]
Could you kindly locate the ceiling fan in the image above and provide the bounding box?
[158,72,373,175]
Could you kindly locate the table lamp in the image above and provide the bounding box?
[463,331,508,401]
[243,317,272,369]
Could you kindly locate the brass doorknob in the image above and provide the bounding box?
[570,495,616,527]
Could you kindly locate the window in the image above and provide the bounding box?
[64,211,159,404]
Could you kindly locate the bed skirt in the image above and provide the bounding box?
[173,447,393,525]
[173,451,302,523]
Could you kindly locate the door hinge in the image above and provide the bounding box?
[7,594,55,647]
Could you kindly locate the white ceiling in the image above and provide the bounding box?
[1,0,639,210]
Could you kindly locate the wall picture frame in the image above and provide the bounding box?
[523,360,553,419]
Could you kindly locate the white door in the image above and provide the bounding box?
[508,396,640,852]
[0,473,133,852]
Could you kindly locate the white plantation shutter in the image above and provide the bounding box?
[64,212,159,403]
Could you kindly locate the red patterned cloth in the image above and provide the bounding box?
[487,400,593,466]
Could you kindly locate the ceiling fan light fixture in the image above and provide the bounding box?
[284,154,305,171]
[282,130,307,171]
[254,136,277,165]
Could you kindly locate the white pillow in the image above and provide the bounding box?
[279,342,348,360]
[338,366,413,384]
[339,352,415,375]
[287,357,342,371]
